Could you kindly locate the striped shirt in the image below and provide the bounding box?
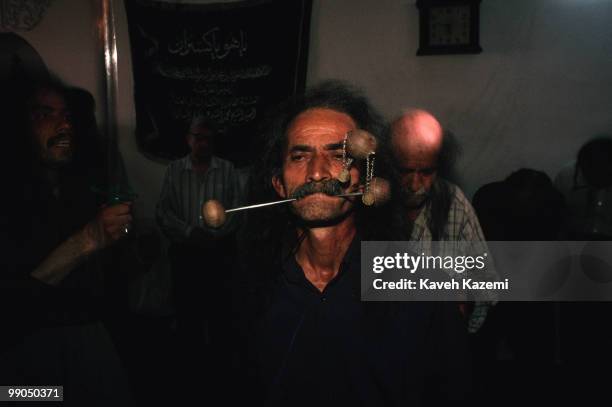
[156,155,245,242]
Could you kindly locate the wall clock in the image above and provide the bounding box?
[416,0,482,56]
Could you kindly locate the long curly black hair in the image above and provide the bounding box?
[239,80,409,277]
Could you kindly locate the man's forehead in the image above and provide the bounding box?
[31,88,67,109]
[396,147,439,169]
[286,107,356,146]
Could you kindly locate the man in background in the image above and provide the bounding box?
[156,115,243,386]
[554,136,612,239]
[390,108,496,333]
[0,77,132,405]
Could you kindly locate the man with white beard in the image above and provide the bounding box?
[390,109,495,332]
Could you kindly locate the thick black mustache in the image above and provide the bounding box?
[290,179,344,200]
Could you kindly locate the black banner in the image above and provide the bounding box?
[125,0,312,165]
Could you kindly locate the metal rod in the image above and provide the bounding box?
[101,0,120,186]
[224,192,364,213]
[225,198,297,213]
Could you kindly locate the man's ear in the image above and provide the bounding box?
[272,174,287,198]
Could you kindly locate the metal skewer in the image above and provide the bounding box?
[225,198,297,213]
[202,177,390,228]
[224,192,364,213]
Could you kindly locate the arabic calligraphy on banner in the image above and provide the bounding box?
[0,0,52,32]
[168,27,248,59]
[125,0,312,164]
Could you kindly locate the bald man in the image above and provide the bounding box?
[391,109,447,216]
[391,109,496,333]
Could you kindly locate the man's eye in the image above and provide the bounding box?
[32,110,50,121]
[421,169,436,176]
[290,154,305,162]
[333,153,344,161]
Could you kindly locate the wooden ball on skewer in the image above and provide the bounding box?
[201,177,392,227]
[362,177,391,207]
[346,129,377,159]
[202,199,226,228]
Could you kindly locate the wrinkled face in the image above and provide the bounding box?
[187,125,214,164]
[28,88,74,167]
[394,146,438,209]
[272,108,361,224]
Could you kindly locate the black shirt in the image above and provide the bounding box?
[240,237,472,406]
[1,171,104,347]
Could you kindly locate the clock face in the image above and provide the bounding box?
[416,0,482,55]
[428,5,471,46]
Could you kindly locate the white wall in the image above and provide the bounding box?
[15,0,612,215]
[18,0,103,101]
[308,0,612,196]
